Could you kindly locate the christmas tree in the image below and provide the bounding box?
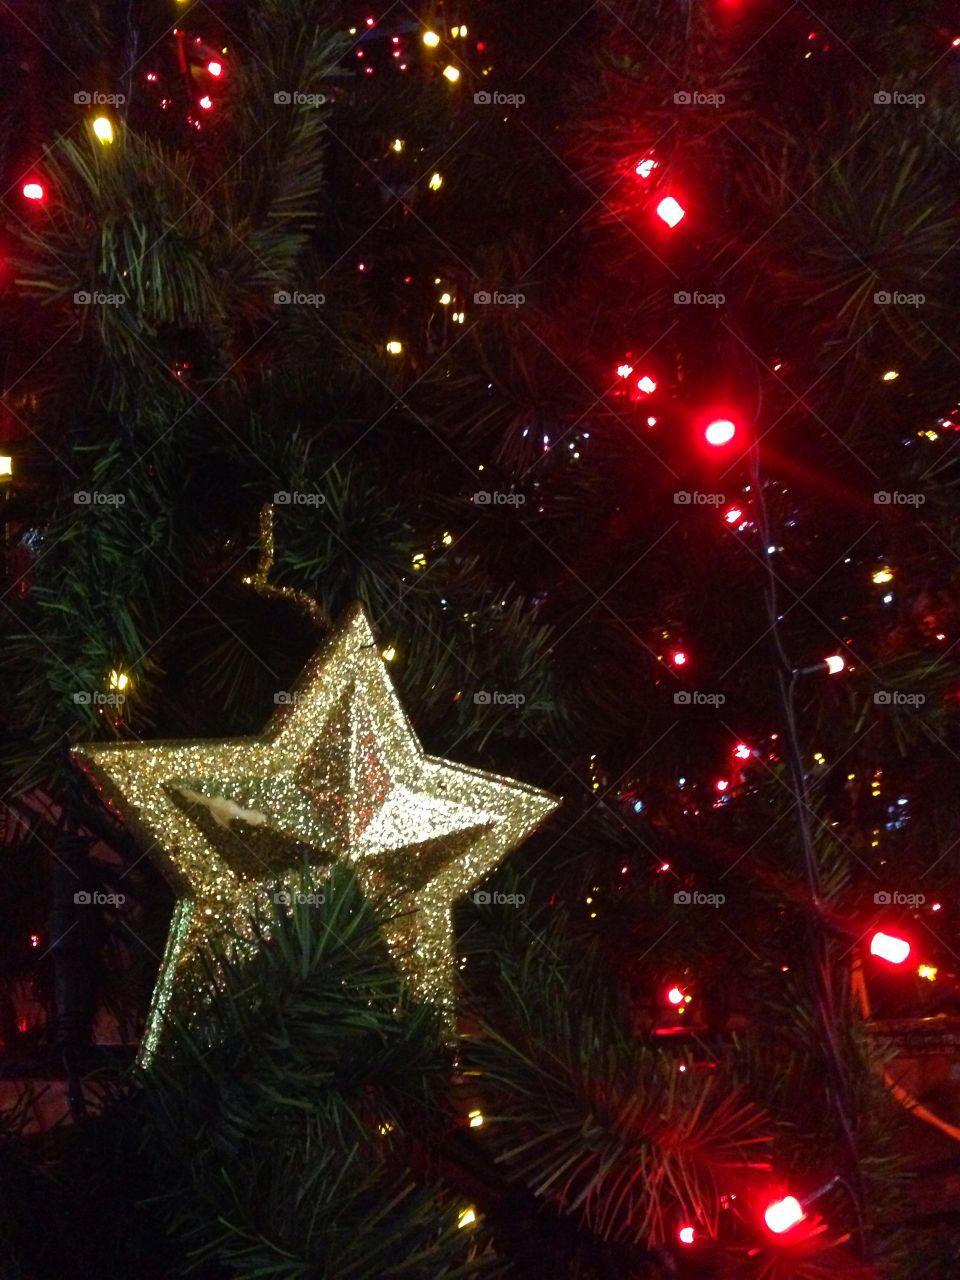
[2,1,960,1276]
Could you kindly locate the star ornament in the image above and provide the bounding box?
[73,604,559,1061]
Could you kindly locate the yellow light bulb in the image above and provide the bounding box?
[882,370,899,382]
[872,567,893,584]
[468,1109,483,1128]
[443,65,460,82]
[428,172,443,190]
[381,646,397,663]
[412,552,427,571]
[386,340,403,355]
[918,964,938,982]
[109,669,130,691]
[452,25,460,37]
[0,455,12,478]
[441,531,453,546]
[92,116,114,144]
[457,1207,477,1229]
[422,30,440,47]
[391,138,404,152]
[439,292,452,305]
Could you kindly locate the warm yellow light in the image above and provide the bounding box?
[453,311,465,323]
[441,531,453,546]
[422,30,440,47]
[428,172,443,190]
[459,24,467,35]
[109,669,130,691]
[439,292,452,305]
[457,1207,477,1229]
[0,456,11,478]
[872,567,893,584]
[391,138,404,152]
[92,116,114,144]
[468,1109,484,1128]
[443,65,460,82]
[412,552,427,571]
[882,370,899,382]
[386,340,403,355]
[918,964,938,982]
[381,646,397,663]
[452,25,461,37]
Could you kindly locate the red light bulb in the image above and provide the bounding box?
[636,374,657,395]
[207,60,223,77]
[733,743,751,760]
[671,650,687,667]
[678,1225,695,1245]
[870,931,910,965]
[199,96,213,110]
[724,506,743,524]
[656,196,685,227]
[22,181,45,202]
[764,1196,805,1234]
[666,985,684,1006]
[824,655,845,675]
[635,157,658,179]
[705,418,736,446]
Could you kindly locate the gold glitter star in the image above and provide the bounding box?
[73,604,558,1062]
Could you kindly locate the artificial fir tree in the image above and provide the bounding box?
[2,1,960,1277]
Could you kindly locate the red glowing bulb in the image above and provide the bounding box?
[870,931,910,965]
[734,743,751,760]
[678,1225,696,1245]
[824,655,845,675]
[22,181,45,202]
[666,985,684,1006]
[716,778,729,792]
[636,374,657,395]
[724,506,743,524]
[199,96,213,110]
[635,157,658,179]
[207,60,223,77]
[646,415,657,426]
[29,933,41,948]
[656,196,685,227]
[764,1196,805,1234]
[671,650,687,666]
[704,418,736,447]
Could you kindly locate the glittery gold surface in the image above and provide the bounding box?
[247,501,326,625]
[73,604,559,1063]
